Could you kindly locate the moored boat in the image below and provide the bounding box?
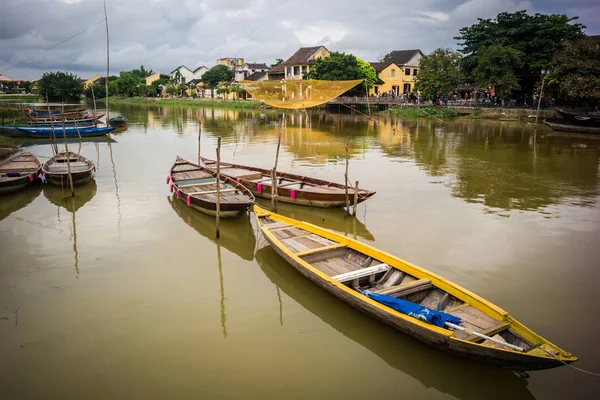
[42,150,95,186]
[254,205,577,371]
[0,151,42,194]
[544,120,600,135]
[108,115,128,126]
[13,125,116,138]
[555,107,600,127]
[200,156,376,208]
[169,157,254,217]
[27,113,105,125]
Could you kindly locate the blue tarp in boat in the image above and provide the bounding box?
[362,291,462,328]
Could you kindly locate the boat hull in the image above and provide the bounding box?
[544,120,600,134]
[255,206,576,371]
[13,126,116,138]
[0,151,42,195]
[0,173,39,195]
[45,170,93,187]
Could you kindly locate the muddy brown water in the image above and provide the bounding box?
[1,105,599,399]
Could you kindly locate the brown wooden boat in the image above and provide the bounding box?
[555,107,600,127]
[544,120,600,134]
[254,205,577,371]
[42,151,95,187]
[0,151,42,194]
[200,156,375,208]
[169,157,254,217]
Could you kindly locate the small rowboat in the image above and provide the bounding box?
[42,151,95,187]
[200,156,375,208]
[169,157,254,217]
[0,151,42,194]
[544,120,600,135]
[13,125,116,138]
[108,115,128,126]
[254,205,577,371]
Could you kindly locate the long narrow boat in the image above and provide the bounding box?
[27,113,105,125]
[169,157,255,217]
[0,151,42,194]
[254,205,577,371]
[555,107,600,127]
[544,120,600,135]
[13,125,116,138]
[200,156,375,208]
[42,151,95,186]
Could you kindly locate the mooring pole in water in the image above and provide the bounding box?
[271,116,283,213]
[47,94,58,155]
[198,120,202,165]
[91,85,98,128]
[534,70,547,140]
[345,132,350,215]
[216,136,221,239]
[353,180,359,217]
[61,104,75,197]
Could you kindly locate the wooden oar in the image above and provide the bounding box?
[445,322,524,352]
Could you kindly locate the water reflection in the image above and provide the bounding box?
[0,185,42,221]
[44,181,97,277]
[167,195,256,261]
[255,246,534,400]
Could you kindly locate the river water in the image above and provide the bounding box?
[1,104,599,399]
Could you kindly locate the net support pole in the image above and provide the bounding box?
[345,132,350,216]
[353,180,359,217]
[216,136,221,239]
[271,117,283,213]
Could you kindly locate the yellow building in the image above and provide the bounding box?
[280,46,330,80]
[217,57,244,70]
[145,72,161,86]
[83,74,102,89]
[369,49,423,96]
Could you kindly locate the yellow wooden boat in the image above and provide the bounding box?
[254,205,577,371]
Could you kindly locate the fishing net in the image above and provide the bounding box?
[239,79,363,109]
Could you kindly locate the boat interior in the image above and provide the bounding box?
[260,216,537,353]
[46,153,91,173]
[202,159,358,194]
[0,152,40,180]
[172,160,252,204]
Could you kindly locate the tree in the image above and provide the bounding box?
[472,45,524,105]
[550,36,600,106]
[38,71,84,101]
[216,86,230,98]
[202,65,233,97]
[414,48,463,100]
[455,11,586,94]
[305,52,376,94]
[270,58,284,67]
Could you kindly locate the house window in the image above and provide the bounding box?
[403,83,411,93]
[391,69,395,78]
[413,69,418,76]
[405,68,410,76]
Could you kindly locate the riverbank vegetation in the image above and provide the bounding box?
[107,96,263,109]
[382,108,459,119]
[0,135,17,159]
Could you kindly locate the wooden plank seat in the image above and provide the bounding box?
[447,305,508,340]
[46,162,90,172]
[188,188,239,195]
[294,243,345,257]
[177,180,217,188]
[333,264,391,283]
[464,322,510,342]
[375,278,432,297]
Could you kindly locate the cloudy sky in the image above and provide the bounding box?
[1,0,598,80]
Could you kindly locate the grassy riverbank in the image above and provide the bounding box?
[381,107,459,119]
[106,97,263,109]
[0,135,17,159]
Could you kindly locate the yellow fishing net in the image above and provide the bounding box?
[239,79,363,109]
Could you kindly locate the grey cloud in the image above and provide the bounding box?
[0,0,598,80]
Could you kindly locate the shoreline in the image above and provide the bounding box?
[102,96,264,109]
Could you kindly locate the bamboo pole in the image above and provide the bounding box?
[365,82,371,117]
[216,242,227,338]
[61,104,75,197]
[353,180,359,217]
[47,96,58,154]
[345,132,350,215]
[103,0,110,122]
[216,136,221,239]
[91,85,98,128]
[198,120,202,165]
[271,117,283,212]
[534,73,546,137]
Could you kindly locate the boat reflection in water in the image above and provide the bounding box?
[256,198,375,242]
[254,245,535,400]
[44,181,97,277]
[0,184,42,221]
[167,195,256,261]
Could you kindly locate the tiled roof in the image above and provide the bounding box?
[246,63,268,70]
[170,65,192,74]
[0,74,12,82]
[268,64,285,73]
[370,62,387,73]
[186,79,203,86]
[246,71,267,81]
[282,46,325,66]
[193,66,207,73]
[381,49,423,66]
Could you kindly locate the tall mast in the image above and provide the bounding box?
[103,0,110,121]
